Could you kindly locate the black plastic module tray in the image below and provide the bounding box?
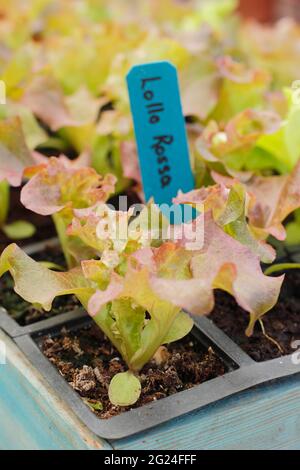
[2,239,300,440]
[14,311,300,441]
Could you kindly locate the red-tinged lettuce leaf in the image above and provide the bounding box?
[67,209,113,263]
[0,244,131,365]
[119,140,144,199]
[213,160,300,241]
[88,205,281,339]
[68,203,138,260]
[97,110,131,137]
[181,73,219,121]
[68,211,106,250]
[23,151,93,181]
[68,202,166,268]
[21,157,116,216]
[239,19,300,88]
[81,259,111,288]
[120,141,141,184]
[174,182,275,263]
[21,74,72,132]
[22,75,102,132]
[59,89,108,153]
[149,212,283,336]
[0,116,35,186]
[174,184,228,216]
[152,241,193,280]
[24,150,92,178]
[216,56,269,85]
[247,163,300,240]
[217,183,275,263]
[0,244,93,311]
[68,202,168,266]
[196,109,281,172]
[88,271,124,316]
[212,56,271,122]
[21,157,116,269]
[87,264,187,371]
[225,109,280,146]
[0,102,48,150]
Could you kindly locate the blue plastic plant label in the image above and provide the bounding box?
[127,61,194,222]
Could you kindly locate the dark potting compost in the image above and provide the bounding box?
[210,270,300,362]
[41,322,227,419]
[15,308,300,439]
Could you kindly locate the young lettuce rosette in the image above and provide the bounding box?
[20,157,116,268]
[0,117,36,240]
[0,178,283,406]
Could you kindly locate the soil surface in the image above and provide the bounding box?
[209,270,300,362]
[41,323,227,419]
[0,245,80,325]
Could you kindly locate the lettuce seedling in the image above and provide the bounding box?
[0,181,283,406]
[211,159,300,242]
[0,117,36,187]
[195,108,282,175]
[0,180,35,240]
[239,19,300,88]
[0,119,116,264]
[0,117,36,240]
[195,84,300,185]
[20,157,116,268]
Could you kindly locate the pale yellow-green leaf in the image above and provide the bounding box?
[163,310,194,344]
[2,220,35,240]
[108,371,141,406]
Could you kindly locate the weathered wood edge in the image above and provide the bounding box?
[114,373,300,450]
